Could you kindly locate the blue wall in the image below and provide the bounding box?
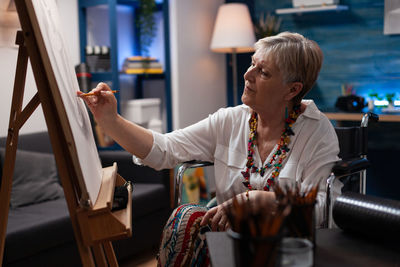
[254,0,400,110]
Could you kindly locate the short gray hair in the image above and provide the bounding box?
[255,32,323,104]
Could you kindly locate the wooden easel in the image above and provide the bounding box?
[0,1,132,266]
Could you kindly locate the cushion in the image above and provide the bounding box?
[131,183,169,218]
[5,198,74,263]
[0,148,64,208]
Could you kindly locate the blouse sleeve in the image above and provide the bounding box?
[135,110,223,170]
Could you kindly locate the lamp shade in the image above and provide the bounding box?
[210,3,256,53]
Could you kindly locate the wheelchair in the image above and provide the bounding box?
[173,112,379,229]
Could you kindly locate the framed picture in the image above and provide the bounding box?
[384,0,400,35]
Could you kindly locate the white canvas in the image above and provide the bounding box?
[30,0,102,206]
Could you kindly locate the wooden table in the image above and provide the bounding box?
[206,229,400,267]
[324,112,400,122]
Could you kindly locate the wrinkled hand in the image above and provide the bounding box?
[200,204,230,232]
[199,191,277,232]
[77,82,118,126]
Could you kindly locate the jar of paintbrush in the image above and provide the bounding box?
[274,181,319,267]
[225,193,291,267]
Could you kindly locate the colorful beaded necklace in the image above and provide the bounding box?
[241,105,301,191]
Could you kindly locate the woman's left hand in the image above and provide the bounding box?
[199,191,277,232]
[200,204,230,232]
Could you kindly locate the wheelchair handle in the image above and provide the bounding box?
[361,112,379,128]
[360,112,378,156]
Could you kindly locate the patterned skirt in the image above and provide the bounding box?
[157,204,211,267]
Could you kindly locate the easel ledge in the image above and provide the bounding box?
[78,163,133,246]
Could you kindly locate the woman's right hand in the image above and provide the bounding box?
[77,82,118,127]
[78,82,153,158]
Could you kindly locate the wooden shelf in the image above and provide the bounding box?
[79,0,173,134]
[276,5,348,15]
[324,112,400,122]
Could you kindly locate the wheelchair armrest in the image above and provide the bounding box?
[174,161,214,207]
[332,158,370,177]
[206,197,218,208]
[325,157,370,228]
[180,160,214,169]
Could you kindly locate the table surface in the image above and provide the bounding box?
[206,229,400,267]
[324,112,400,122]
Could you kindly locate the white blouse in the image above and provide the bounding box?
[135,100,340,225]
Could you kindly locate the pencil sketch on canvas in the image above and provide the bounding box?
[31,0,102,206]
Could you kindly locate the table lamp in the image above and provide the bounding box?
[210,3,256,106]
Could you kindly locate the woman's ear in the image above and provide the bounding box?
[285,82,303,101]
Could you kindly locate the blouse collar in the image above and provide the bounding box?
[300,99,322,121]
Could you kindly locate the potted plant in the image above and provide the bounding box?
[386,93,395,110]
[136,0,157,69]
[254,13,282,39]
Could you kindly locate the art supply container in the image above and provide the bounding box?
[227,229,281,267]
[284,202,316,245]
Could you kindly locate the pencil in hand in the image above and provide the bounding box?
[78,90,119,97]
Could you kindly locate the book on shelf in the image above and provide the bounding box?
[122,56,163,74]
[124,60,162,68]
[125,56,158,62]
[123,68,164,74]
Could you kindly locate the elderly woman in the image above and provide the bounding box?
[79,32,339,266]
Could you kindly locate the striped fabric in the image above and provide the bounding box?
[158,204,211,267]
